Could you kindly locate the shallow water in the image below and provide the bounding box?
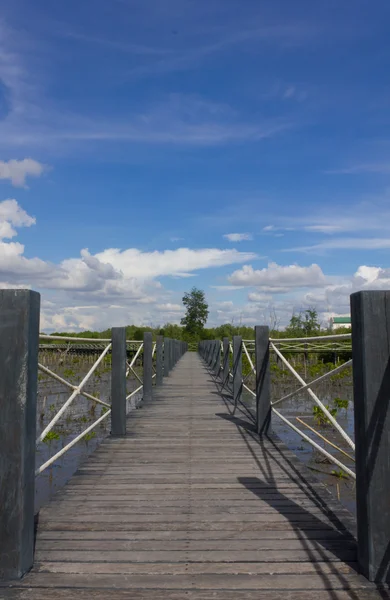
[35,359,143,512]
[241,382,356,516]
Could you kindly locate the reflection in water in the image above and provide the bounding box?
[241,382,356,516]
[35,367,142,512]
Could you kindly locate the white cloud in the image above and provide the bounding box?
[248,291,271,302]
[304,225,343,234]
[0,198,35,239]
[156,303,183,312]
[95,247,257,279]
[328,163,390,175]
[287,237,390,253]
[0,159,47,187]
[228,262,327,289]
[223,232,253,242]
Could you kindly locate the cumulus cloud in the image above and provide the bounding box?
[0,159,47,187]
[95,247,257,278]
[0,198,35,239]
[228,262,327,289]
[223,233,253,242]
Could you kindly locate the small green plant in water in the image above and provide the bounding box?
[331,469,349,480]
[63,368,75,379]
[83,431,96,443]
[312,405,338,426]
[334,397,349,410]
[43,431,60,444]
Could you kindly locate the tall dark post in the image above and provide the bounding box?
[169,338,173,370]
[233,336,242,411]
[156,335,163,386]
[0,290,40,580]
[111,327,127,436]
[164,338,170,376]
[351,291,390,583]
[214,340,221,377]
[222,337,230,389]
[255,326,271,435]
[143,332,153,402]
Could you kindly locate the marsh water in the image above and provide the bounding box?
[35,351,356,519]
[35,352,143,512]
[240,359,356,515]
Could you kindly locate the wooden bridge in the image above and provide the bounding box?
[1,289,390,598]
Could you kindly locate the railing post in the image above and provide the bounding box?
[156,335,163,386]
[233,336,242,410]
[208,341,213,367]
[0,290,40,580]
[214,340,221,377]
[111,327,127,436]
[222,337,229,388]
[255,326,271,435]
[143,332,153,402]
[351,290,390,583]
[164,338,170,376]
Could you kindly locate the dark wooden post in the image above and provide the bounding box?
[215,340,221,377]
[143,332,153,402]
[156,336,163,386]
[170,338,173,369]
[164,338,170,376]
[0,290,40,580]
[255,326,271,435]
[351,290,390,583]
[111,327,127,436]
[233,336,242,410]
[222,337,229,388]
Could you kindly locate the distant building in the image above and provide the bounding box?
[330,316,351,330]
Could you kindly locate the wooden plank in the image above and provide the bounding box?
[1,589,386,600]
[35,529,353,541]
[34,560,358,575]
[34,549,358,563]
[1,572,374,590]
[35,538,356,552]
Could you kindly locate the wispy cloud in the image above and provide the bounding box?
[285,237,390,253]
[61,31,171,56]
[327,162,390,175]
[223,232,253,242]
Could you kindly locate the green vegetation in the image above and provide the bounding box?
[334,397,349,410]
[331,469,349,480]
[83,431,96,443]
[181,287,209,337]
[43,431,60,443]
[312,405,338,426]
[286,308,321,337]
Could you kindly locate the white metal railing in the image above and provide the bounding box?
[225,335,355,479]
[36,335,150,475]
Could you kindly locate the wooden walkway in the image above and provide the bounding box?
[2,353,388,599]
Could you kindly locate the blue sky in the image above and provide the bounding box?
[1,0,390,330]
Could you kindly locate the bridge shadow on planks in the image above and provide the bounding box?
[214,394,390,598]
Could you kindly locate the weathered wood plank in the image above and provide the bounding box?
[1,572,374,590]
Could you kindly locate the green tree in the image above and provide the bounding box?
[286,308,321,336]
[181,287,209,336]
